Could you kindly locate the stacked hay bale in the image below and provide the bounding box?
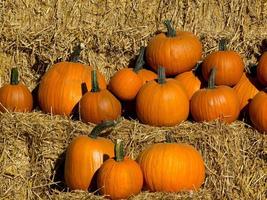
[0,0,266,199]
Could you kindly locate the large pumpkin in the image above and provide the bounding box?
[108,47,156,101]
[64,120,118,191]
[80,70,121,124]
[257,52,267,86]
[0,68,33,112]
[137,138,205,192]
[175,63,203,100]
[38,45,106,116]
[249,91,267,133]
[233,73,259,111]
[146,20,202,76]
[202,39,244,86]
[136,66,189,126]
[191,68,240,123]
[97,139,143,199]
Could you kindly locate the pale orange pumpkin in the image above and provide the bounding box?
[64,120,119,191]
[146,20,202,76]
[97,139,143,199]
[137,137,205,192]
[0,68,33,112]
[38,45,106,116]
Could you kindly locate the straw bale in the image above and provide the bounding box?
[0,113,30,199]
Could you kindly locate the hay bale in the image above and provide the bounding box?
[0,113,30,199]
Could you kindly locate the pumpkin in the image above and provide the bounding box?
[136,66,189,126]
[175,62,203,99]
[38,44,106,116]
[233,73,259,111]
[64,120,119,191]
[97,139,143,199]
[257,52,267,86]
[249,91,267,132]
[0,67,33,112]
[190,68,240,123]
[201,39,244,86]
[137,136,205,192]
[108,47,156,101]
[80,70,122,124]
[146,20,202,76]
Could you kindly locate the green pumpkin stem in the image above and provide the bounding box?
[114,139,124,162]
[68,43,85,62]
[10,67,19,85]
[164,20,176,37]
[91,70,100,92]
[90,118,122,139]
[133,46,146,73]
[208,68,217,89]
[218,39,228,51]
[157,66,166,84]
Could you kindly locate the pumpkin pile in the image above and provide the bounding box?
[0,19,266,199]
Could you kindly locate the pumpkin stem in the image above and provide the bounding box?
[165,133,175,143]
[133,46,146,73]
[10,67,19,85]
[218,38,228,51]
[91,70,100,92]
[68,43,85,62]
[208,68,217,89]
[90,118,122,139]
[114,139,124,162]
[157,66,166,84]
[164,20,176,37]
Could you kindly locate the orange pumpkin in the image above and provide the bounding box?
[97,139,143,199]
[136,66,189,126]
[249,91,267,133]
[233,73,259,111]
[190,68,240,123]
[64,120,118,191]
[80,70,121,124]
[38,45,106,116]
[146,20,202,76]
[175,63,203,99]
[108,47,156,101]
[202,39,244,86]
[0,68,33,112]
[257,52,267,86]
[137,139,205,192]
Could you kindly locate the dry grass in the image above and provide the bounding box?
[0,0,267,199]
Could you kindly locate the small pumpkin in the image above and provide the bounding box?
[233,72,259,111]
[64,120,119,191]
[249,91,267,133]
[146,20,202,76]
[137,135,205,192]
[38,44,107,116]
[257,52,267,86]
[202,39,244,86]
[190,68,240,123]
[0,67,33,112]
[136,66,189,126]
[108,47,156,101]
[97,139,143,199]
[80,70,122,124]
[175,62,203,99]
